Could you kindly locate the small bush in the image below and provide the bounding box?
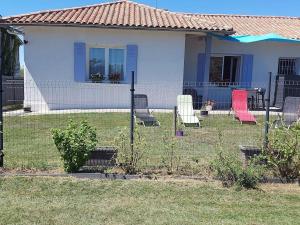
[51,120,97,173]
[211,151,262,189]
[161,135,182,174]
[210,151,241,187]
[114,127,146,174]
[237,164,261,189]
[264,124,300,182]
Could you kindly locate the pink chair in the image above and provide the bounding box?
[232,90,257,124]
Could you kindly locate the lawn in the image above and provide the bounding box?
[3,112,265,172]
[0,176,299,225]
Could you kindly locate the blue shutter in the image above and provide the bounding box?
[126,45,138,83]
[240,54,254,88]
[74,42,86,82]
[197,53,206,84]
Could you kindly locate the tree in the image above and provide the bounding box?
[0,28,22,77]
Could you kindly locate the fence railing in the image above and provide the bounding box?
[2,75,300,174]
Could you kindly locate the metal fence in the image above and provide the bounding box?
[2,74,300,175]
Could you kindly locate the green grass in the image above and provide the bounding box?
[0,176,299,225]
[3,113,265,172]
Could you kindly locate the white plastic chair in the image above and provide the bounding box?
[177,95,200,127]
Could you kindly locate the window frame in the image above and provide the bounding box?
[86,44,127,83]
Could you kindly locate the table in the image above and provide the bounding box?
[247,88,266,110]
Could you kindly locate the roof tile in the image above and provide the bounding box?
[190,14,300,39]
[0,0,232,33]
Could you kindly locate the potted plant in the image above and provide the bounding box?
[204,100,215,111]
[200,100,215,116]
[108,73,121,84]
[90,73,104,83]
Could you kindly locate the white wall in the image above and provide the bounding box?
[184,36,300,106]
[23,26,186,111]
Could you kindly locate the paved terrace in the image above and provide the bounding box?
[3,108,280,117]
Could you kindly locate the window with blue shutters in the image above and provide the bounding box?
[75,43,138,84]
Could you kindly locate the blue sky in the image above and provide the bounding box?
[1,0,299,66]
[1,0,300,17]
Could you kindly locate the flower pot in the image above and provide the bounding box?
[176,130,184,137]
[92,80,103,83]
[23,106,31,112]
[110,81,120,84]
[200,110,208,117]
[239,145,264,167]
[85,147,117,167]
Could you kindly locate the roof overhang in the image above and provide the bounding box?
[214,33,300,43]
[0,22,235,35]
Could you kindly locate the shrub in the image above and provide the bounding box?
[236,164,262,189]
[264,124,300,182]
[210,151,242,187]
[114,127,146,174]
[51,120,97,173]
[211,151,263,189]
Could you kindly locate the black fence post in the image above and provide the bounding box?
[0,28,3,167]
[264,72,272,149]
[173,106,177,136]
[130,71,135,154]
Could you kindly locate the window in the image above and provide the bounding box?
[109,49,125,80]
[209,57,223,82]
[89,48,105,78]
[209,56,241,83]
[89,47,125,82]
[278,58,297,76]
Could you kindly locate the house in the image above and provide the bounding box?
[0,0,299,111]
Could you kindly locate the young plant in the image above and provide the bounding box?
[203,100,216,111]
[210,130,262,189]
[90,73,105,83]
[211,151,241,187]
[161,134,181,174]
[108,73,121,83]
[114,127,146,174]
[51,120,97,173]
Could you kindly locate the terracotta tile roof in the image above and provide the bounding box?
[189,14,300,40]
[0,1,233,33]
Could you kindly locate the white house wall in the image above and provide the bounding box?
[184,36,300,105]
[23,26,186,111]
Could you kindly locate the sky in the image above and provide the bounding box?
[1,0,300,17]
[1,0,299,66]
